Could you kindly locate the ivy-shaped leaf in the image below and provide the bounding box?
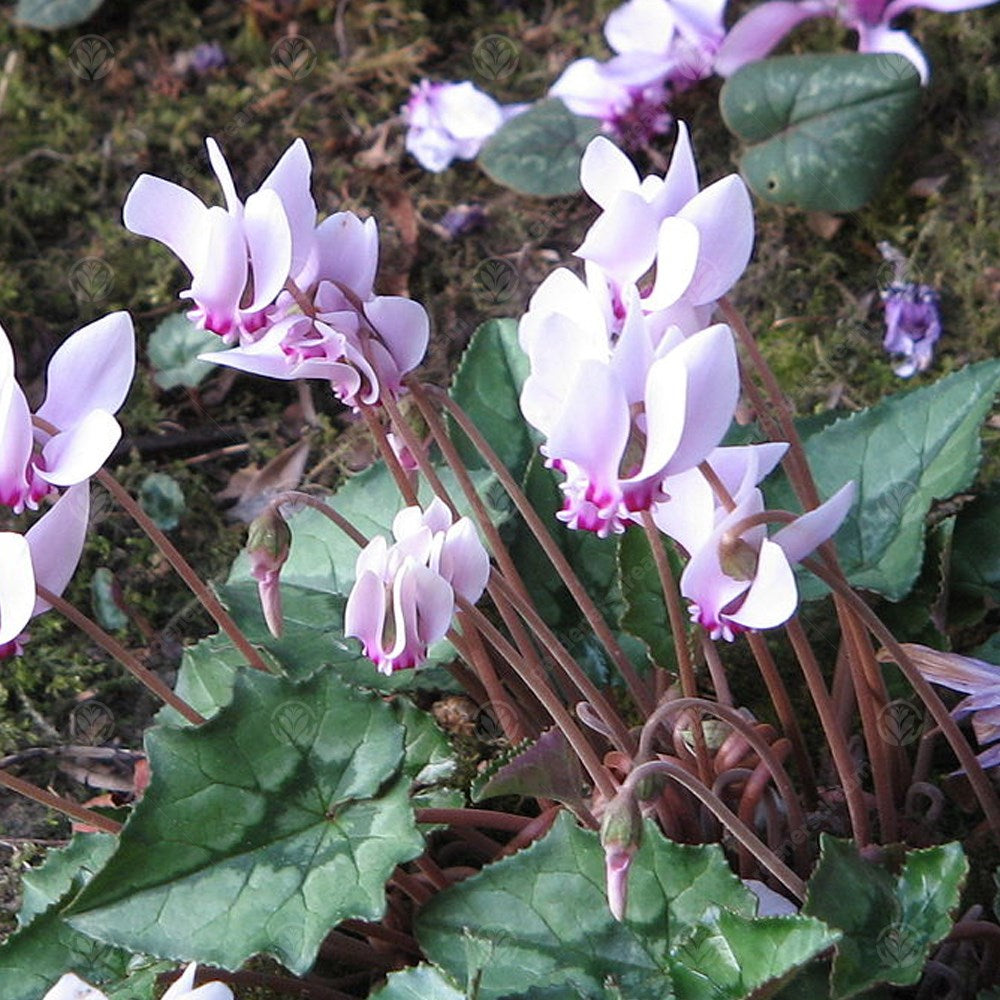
[720,53,920,212]
[418,813,834,999]
[803,836,967,998]
[66,670,423,975]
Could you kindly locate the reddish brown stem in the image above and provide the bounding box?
[0,769,121,834]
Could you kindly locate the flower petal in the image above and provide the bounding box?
[652,120,700,217]
[243,188,293,311]
[260,138,317,275]
[314,213,379,299]
[605,0,676,56]
[36,312,135,431]
[122,175,209,276]
[676,175,755,304]
[645,216,701,309]
[727,538,798,631]
[439,518,491,603]
[0,378,33,510]
[36,410,121,487]
[27,483,90,616]
[363,296,430,379]
[186,206,247,330]
[773,481,856,565]
[714,1,831,76]
[660,323,739,476]
[206,138,241,214]
[576,190,659,286]
[0,533,34,644]
[580,136,643,209]
[42,973,108,1000]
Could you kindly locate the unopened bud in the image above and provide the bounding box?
[600,789,643,921]
[247,508,292,638]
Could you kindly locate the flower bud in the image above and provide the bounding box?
[600,789,643,921]
[247,508,292,638]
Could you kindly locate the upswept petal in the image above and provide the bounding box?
[727,538,798,630]
[623,355,687,481]
[519,268,608,354]
[704,443,790,499]
[855,23,929,83]
[671,0,728,41]
[345,568,386,657]
[575,190,659,286]
[680,529,752,629]
[610,286,656,404]
[186,206,247,329]
[652,466,714,554]
[438,519,491,602]
[36,410,121,487]
[162,963,234,1000]
[605,0,676,56]
[651,120,700,218]
[676,175,755,304]
[205,138,241,215]
[645,216,700,309]
[660,323,739,476]
[122,175,209,275]
[260,138,317,274]
[0,324,12,381]
[580,136,643,210]
[545,360,630,498]
[0,378,33,509]
[0,533,34,645]
[36,312,135,430]
[314,214,379,299]
[242,189,293,311]
[714,1,831,76]
[363,296,430,378]
[27,483,90,616]
[773,481,856,564]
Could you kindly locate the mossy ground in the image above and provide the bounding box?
[0,0,997,984]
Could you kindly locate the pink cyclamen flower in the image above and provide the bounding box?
[402,80,525,173]
[344,498,490,673]
[1,313,134,514]
[519,268,741,537]
[0,484,91,659]
[575,124,754,310]
[681,479,855,641]
[715,0,999,84]
[901,644,1000,769]
[124,138,316,342]
[42,964,232,1000]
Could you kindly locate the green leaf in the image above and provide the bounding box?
[147,313,219,391]
[449,318,534,482]
[371,964,466,999]
[803,837,966,998]
[720,53,921,212]
[138,473,185,531]
[90,567,128,631]
[670,911,838,1000]
[66,670,423,975]
[479,99,602,197]
[770,359,1000,601]
[0,834,133,1000]
[619,528,683,671]
[951,486,1000,602]
[418,812,831,1000]
[16,0,104,29]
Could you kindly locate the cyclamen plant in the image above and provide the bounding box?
[2,124,1000,1000]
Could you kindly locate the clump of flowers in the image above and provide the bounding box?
[344,498,490,673]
